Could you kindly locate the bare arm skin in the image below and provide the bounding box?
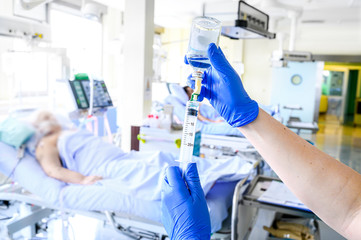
[238,109,361,239]
[197,104,223,123]
[197,113,220,123]
[35,134,102,185]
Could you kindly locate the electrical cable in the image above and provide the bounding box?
[0,145,26,186]
[0,214,12,221]
[0,158,22,187]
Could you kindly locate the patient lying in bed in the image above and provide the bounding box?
[183,86,223,124]
[166,84,278,138]
[33,111,102,185]
[0,110,255,232]
[165,84,245,137]
[29,110,253,194]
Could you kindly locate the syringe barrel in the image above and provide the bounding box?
[179,101,199,175]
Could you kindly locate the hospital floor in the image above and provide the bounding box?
[300,114,361,174]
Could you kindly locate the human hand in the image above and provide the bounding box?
[161,163,211,240]
[80,175,102,185]
[186,43,259,127]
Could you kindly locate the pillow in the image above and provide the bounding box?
[164,95,186,123]
[0,117,35,149]
[0,142,64,205]
[168,83,188,106]
[199,104,220,120]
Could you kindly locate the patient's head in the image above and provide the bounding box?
[32,110,62,136]
[183,86,193,100]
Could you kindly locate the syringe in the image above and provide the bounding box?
[178,100,199,176]
[178,56,205,176]
[179,16,221,176]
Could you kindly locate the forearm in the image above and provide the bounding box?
[238,109,361,238]
[47,166,86,184]
[197,114,211,122]
[198,114,220,123]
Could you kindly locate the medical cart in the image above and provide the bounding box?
[283,105,319,135]
[233,175,345,240]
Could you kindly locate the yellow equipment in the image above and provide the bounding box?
[319,95,328,113]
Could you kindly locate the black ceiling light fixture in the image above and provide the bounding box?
[221,1,276,40]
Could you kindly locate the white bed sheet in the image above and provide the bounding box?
[0,141,252,233]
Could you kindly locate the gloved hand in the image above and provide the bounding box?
[161,163,211,240]
[186,43,259,127]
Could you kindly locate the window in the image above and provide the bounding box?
[0,7,104,114]
[0,37,55,112]
[50,8,103,76]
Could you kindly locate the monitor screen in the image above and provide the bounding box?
[69,79,113,109]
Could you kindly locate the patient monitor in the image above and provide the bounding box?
[68,79,113,110]
[67,79,115,139]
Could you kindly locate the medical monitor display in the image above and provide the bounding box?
[69,80,113,109]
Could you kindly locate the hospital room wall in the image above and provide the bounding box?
[102,8,124,104]
[220,36,245,75]
[0,0,15,114]
[0,0,12,17]
[242,39,278,105]
[119,0,154,151]
[295,23,361,55]
[160,20,361,106]
[0,38,14,102]
[271,61,324,123]
[0,36,45,114]
[160,28,244,85]
[0,2,105,115]
[160,28,189,84]
[241,20,361,106]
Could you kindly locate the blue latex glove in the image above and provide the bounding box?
[186,43,259,127]
[161,163,211,240]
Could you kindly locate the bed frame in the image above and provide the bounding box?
[0,158,261,240]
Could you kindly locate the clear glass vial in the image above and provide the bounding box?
[186,16,222,72]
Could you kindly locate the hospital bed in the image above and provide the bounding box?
[150,84,276,175]
[283,105,319,135]
[0,183,168,239]
[162,83,245,137]
[162,83,279,139]
[133,125,258,162]
[0,141,262,240]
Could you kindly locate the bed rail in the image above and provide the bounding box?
[105,211,168,240]
[231,160,261,240]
